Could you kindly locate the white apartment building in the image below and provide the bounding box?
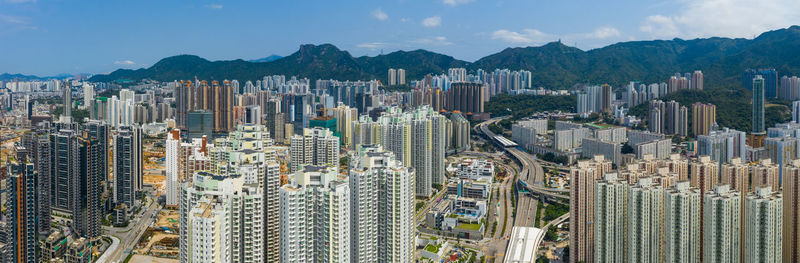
[280,165,350,263]
[349,145,415,262]
[744,187,783,263]
[180,172,264,263]
[289,127,340,172]
[664,181,701,263]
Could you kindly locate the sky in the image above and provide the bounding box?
[1,0,800,76]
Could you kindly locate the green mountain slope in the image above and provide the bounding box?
[90,26,800,89]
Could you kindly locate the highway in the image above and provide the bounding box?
[475,117,571,262]
[100,196,161,263]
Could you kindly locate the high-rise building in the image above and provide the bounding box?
[569,155,612,263]
[698,127,747,166]
[289,127,340,172]
[782,159,800,263]
[280,165,350,263]
[449,113,471,153]
[349,145,414,262]
[721,157,750,192]
[703,185,742,263]
[793,101,800,123]
[692,102,716,136]
[166,129,180,207]
[114,125,142,210]
[213,80,235,132]
[664,181,702,263]
[245,104,262,125]
[678,105,689,137]
[179,172,264,263]
[352,106,447,197]
[627,177,664,263]
[205,124,280,261]
[744,187,783,263]
[7,162,39,263]
[751,159,780,192]
[28,127,52,235]
[330,103,357,149]
[691,155,719,195]
[63,85,72,122]
[73,132,104,241]
[446,82,486,114]
[398,68,406,85]
[743,69,778,99]
[388,68,397,86]
[692,70,704,90]
[753,75,766,134]
[593,173,627,263]
[649,101,664,134]
[187,110,213,140]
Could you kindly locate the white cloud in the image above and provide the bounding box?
[422,16,441,27]
[205,4,223,9]
[442,0,473,6]
[371,8,388,21]
[114,60,136,66]
[640,0,800,39]
[491,29,550,44]
[357,42,387,49]
[639,15,679,38]
[0,14,29,25]
[400,18,410,23]
[587,26,621,39]
[0,14,36,31]
[411,36,453,46]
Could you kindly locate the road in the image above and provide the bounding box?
[100,196,161,263]
[475,117,571,262]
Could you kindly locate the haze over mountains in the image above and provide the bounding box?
[19,26,800,89]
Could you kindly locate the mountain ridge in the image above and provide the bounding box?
[88,26,800,89]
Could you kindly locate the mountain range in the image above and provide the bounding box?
[0,73,76,82]
[83,25,800,89]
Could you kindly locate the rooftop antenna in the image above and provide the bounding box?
[380,49,384,55]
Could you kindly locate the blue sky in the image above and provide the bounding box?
[1,0,799,76]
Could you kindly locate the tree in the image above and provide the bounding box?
[621,143,634,154]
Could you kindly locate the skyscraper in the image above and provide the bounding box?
[280,165,350,263]
[697,128,747,166]
[28,127,52,236]
[569,155,612,263]
[692,102,716,136]
[744,187,783,263]
[165,129,180,207]
[114,125,142,210]
[352,106,447,197]
[703,185,742,263]
[793,101,800,123]
[692,70,704,90]
[627,177,664,262]
[446,82,485,114]
[743,69,778,99]
[179,172,264,263]
[73,132,103,241]
[388,68,397,86]
[7,162,39,263]
[398,68,406,85]
[721,157,750,192]
[593,173,626,263]
[664,181,702,263]
[289,127,340,172]
[63,85,72,122]
[349,145,415,262]
[753,75,766,134]
[782,159,800,263]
